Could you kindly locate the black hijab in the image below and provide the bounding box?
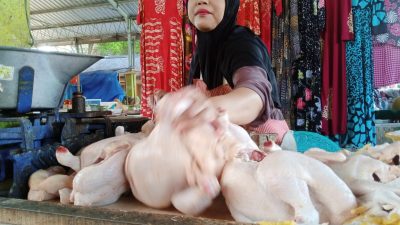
[189,0,281,108]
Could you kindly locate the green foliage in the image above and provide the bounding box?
[0,0,33,47]
[134,40,140,53]
[95,40,140,56]
[95,41,128,56]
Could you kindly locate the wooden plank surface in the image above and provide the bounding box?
[0,195,252,225]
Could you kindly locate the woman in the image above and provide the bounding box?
[177,0,292,146]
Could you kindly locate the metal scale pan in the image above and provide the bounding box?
[0,46,102,111]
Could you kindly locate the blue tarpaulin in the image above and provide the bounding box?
[65,70,125,102]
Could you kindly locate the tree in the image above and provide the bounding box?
[95,40,140,56]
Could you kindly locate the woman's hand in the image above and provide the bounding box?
[172,87,220,133]
[171,86,264,133]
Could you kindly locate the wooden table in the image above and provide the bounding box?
[0,195,252,225]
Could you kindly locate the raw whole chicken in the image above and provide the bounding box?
[304,148,400,216]
[357,187,400,217]
[56,131,144,206]
[221,145,356,225]
[56,132,145,172]
[125,87,357,224]
[27,166,71,201]
[125,87,232,215]
[362,142,400,165]
[304,149,400,195]
[69,146,130,206]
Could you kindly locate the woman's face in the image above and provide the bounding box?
[188,0,225,32]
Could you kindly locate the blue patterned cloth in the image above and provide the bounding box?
[352,0,387,34]
[340,2,387,149]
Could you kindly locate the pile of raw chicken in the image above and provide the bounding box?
[28,87,400,225]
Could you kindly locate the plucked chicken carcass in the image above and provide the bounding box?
[56,131,144,206]
[362,142,400,165]
[125,87,357,224]
[69,145,130,206]
[304,148,400,216]
[56,132,145,172]
[28,166,72,201]
[221,144,357,225]
[125,87,232,215]
[304,149,400,195]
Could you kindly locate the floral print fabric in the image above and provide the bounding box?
[374,0,400,46]
[292,0,325,132]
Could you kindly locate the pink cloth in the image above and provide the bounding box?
[247,119,289,144]
[373,44,400,88]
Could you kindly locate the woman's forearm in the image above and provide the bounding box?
[209,87,263,125]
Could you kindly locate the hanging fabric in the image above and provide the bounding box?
[237,0,283,54]
[373,0,400,88]
[260,0,283,53]
[237,0,261,36]
[138,0,185,118]
[271,0,293,127]
[373,44,400,88]
[340,0,387,149]
[292,0,325,133]
[289,0,301,60]
[182,0,195,85]
[320,0,354,136]
[374,0,400,46]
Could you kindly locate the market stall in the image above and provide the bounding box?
[1,0,400,224]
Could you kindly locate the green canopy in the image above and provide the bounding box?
[0,0,33,47]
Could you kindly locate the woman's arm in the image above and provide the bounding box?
[215,66,277,126]
[174,66,273,132]
[209,87,263,125]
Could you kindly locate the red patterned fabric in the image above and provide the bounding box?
[237,0,282,54]
[373,44,400,88]
[261,0,282,53]
[237,0,261,36]
[138,0,185,118]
